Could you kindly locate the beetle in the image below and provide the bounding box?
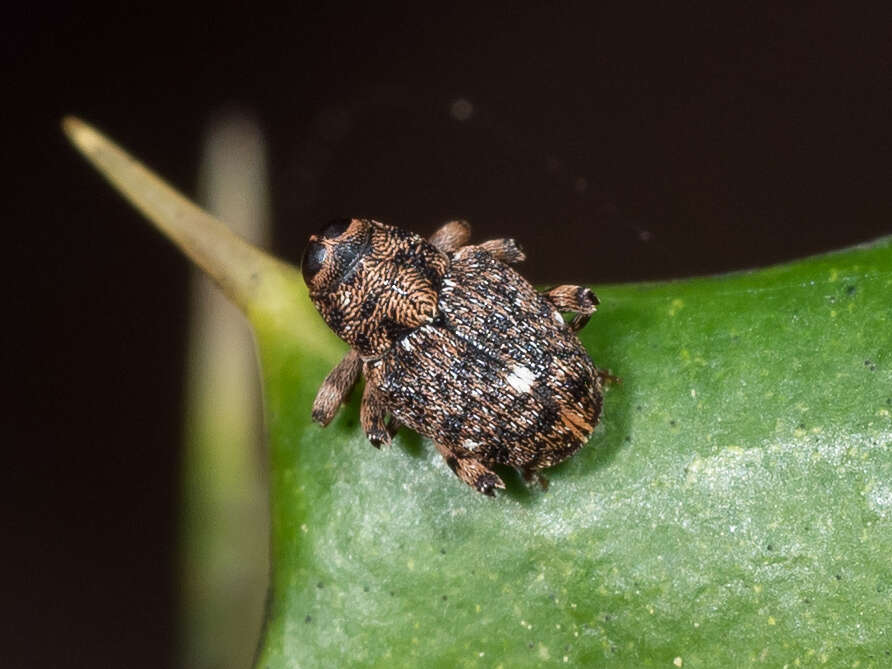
[301,218,604,495]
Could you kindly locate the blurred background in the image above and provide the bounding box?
[4,4,890,667]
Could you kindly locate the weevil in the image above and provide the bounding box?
[301,218,604,495]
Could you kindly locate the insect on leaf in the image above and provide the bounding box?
[65,117,892,668]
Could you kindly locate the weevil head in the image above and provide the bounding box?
[301,218,372,294]
[302,218,449,357]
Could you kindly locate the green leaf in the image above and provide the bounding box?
[65,118,891,668]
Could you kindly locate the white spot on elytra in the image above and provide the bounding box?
[462,439,480,451]
[506,365,536,393]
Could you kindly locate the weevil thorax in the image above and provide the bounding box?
[302,218,449,358]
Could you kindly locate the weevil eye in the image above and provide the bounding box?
[301,219,352,285]
[301,240,327,284]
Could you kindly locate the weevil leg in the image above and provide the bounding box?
[596,367,621,387]
[428,220,471,253]
[311,350,363,426]
[478,238,526,264]
[386,415,402,439]
[521,467,550,491]
[542,285,600,332]
[434,442,505,496]
[360,382,391,448]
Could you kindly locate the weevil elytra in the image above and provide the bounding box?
[302,218,603,495]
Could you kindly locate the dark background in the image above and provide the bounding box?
[4,4,890,667]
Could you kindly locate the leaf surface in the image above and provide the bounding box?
[257,238,892,668]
